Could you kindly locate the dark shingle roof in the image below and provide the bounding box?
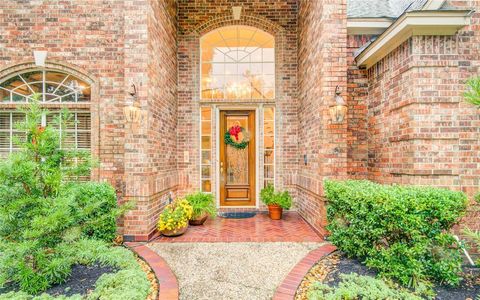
[347,0,429,18]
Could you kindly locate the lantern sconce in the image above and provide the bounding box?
[329,85,347,124]
[123,83,143,123]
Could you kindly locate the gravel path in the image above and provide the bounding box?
[148,242,323,300]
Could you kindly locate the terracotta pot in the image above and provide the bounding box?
[160,224,188,237]
[189,213,208,226]
[268,204,283,220]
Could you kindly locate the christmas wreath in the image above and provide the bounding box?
[224,124,250,150]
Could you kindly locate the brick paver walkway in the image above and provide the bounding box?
[151,211,323,243]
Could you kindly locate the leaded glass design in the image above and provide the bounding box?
[0,70,91,103]
[201,107,212,192]
[225,115,249,185]
[264,107,275,187]
[201,25,275,100]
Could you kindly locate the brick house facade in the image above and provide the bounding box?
[0,0,478,240]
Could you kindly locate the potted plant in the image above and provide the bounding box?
[157,198,193,237]
[260,184,292,220]
[185,191,217,225]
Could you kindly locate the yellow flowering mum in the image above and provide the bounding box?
[158,199,193,231]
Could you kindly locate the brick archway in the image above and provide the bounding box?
[176,8,297,203]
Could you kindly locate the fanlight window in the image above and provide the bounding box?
[201,25,275,100]
[0,70,91,103]
[0,70,91,155]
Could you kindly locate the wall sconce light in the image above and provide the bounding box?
[329,86,347,124]
[123,83,143,123]
[33,50,48,67]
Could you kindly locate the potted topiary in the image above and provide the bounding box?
[185,191,217,225]
[260,184,292,220]
[157,198,193,237]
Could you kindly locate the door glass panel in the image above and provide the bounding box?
[263,107,275,187]
[225,115,249,185]
[200,107,212,193]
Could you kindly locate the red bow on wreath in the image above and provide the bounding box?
[229,125,242,141]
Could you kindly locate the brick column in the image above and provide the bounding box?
[297,0,348,235]
[123,0,178,241]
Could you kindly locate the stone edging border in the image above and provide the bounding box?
[273,243,337,300]
[126,243,179,300]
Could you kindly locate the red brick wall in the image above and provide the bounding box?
[0,1,126,197]
[0,0,178,240]
[123,0,178,240]
[347,35,370,179]
[365,1,480,230]
[176,0,299,200]
[297,0,348,235]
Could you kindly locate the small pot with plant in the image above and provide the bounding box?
[185,191,217,225]
[157,198,193,237]
[260,184,292,220]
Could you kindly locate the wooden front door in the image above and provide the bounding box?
[220,110,256,206]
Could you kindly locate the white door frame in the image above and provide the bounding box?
[215,105,261,209]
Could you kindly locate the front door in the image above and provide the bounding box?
[219,110,256,206]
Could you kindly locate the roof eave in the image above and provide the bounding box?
[347,18,394,35]
[355,10,474,69]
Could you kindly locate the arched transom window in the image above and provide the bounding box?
[0,70,91,155]
[0,70,91,103]
[201,25,275,100]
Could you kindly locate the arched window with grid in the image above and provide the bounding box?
[200,25,275,100]
[0,69,91,155]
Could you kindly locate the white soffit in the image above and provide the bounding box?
[356,10,473,68]
[347,18,393,35]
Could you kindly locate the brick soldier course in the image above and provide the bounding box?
[0,0,478,240]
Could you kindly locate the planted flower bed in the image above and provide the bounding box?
[0,240,155,300]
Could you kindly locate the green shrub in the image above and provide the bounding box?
[308,273,422,300]
[325,180,468,287]
[0,240,151,300]
[260,184,292,209]
[0,98,130,294]
[185,191,217,219]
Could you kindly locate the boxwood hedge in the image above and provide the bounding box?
[325,180,468,287]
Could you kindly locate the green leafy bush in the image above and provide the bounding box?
[464,76,480,106]
[185,191,217,219]
[0,98,130,294]
[0,240,151,300]
[260,184,292,209]
[325,180,468,287]
[308,273,422,300]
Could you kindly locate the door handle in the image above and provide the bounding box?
[220,161,224,174]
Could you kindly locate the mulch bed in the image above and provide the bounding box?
[47,264,116,297]
[0,255,158,299]
[295,251,480,300]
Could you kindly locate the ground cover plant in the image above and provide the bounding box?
[0,239,151,300]
[308,273,423,300]
[0,97,138,298]
[325,180,468,288]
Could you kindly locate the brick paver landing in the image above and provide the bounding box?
[151,211,323,243]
